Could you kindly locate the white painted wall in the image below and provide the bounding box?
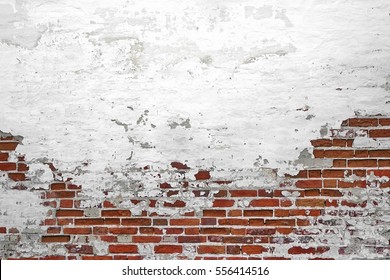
[0,0,389,218]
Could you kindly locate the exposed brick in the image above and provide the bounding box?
[242,245,267,254]
[0,141,18,151]
[213,199,235,207]
[155,245,182,254]
[369,129,390,138]
[243,210,273,217]
[133,236,162,243]
[296,199,325,207]
[0,162,17,171]
[170,219,200,226]
[311,139,333,147]
[348,159,377,168]
[348,118,379,127]
[178,236,206,243]
[296,180,322,189]
[194,170,211,180]
[0,152,9,161]
[41,236,70,243]
[56,210,84,217]
[109,245,138,254]
[121,218,151,226]
[323,150,354,158]
[50,182,66,190]
[200,228,230,235]
[171,162,190,170]
[369,150,390,158]
[229,190,258,197]
[63,228,92,235]
[198,245,225,254]
[102,210,131,217]
[203,209,226,217]
[8,172,26,181]
[249,199,279,207]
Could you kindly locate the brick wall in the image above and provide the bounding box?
[1,116,389,260]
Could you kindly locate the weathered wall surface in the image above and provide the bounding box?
[0,0,389,259]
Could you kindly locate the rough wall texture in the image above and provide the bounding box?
[1,117,390,259]
[1,0,390,259]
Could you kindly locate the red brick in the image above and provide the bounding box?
[41,235,70,243]
[47,227,61,234]
[379,160,390,167]
[348,118,378,127]
[308,170,321,178]
[102,210,131,217]
[133,236,162,243]
[242,245,267,254]
[163,200,186,207]
[313,149,325,158]
[8,172,26,181]
[249,199,279,207]
[288,246,316,254]
[369,129,390,138]
[109,245,138,254]
[248,219,265,226]
[170,219,199,226]
[219,219,248,226]
[121,218,151,226]
[296,199,325,207]
[82,256,113,260]
[60,200,73,208]
[333,139,353,147]
[243,210,273,217]
[109,227,138,235]
[63,228,92,235]
[165,228,184,234]
[304,189,321,196]
[353,150,368,158]
[203,209,226,217]
[369,150,390,157]
[322,169,348,178]
[198,245,225,254]
[178,236,206,243]
[201,218,216,225]
[18,163,29,171]
[0,152,9,161]
[155,245,182,254]
[323,150,354,158]
[212,199,235,207]
[46,191,75,199]
[229,190,258,197]
[348,159,377,168]
[274,209,289,217]
[194,170,211,180]
[295,180,322,188]
[246,228,276,235]
[311,139,333,147]
[200,228,230,235]
[171,162,190,170]
[153,219,168,226]
[333,159,346,167]
[185,227,199,235]
[0,141,18,151]
[227,245,241,255]
[0,162,16,171]
[93,227,109,235]
[228,210,242,217]
[50,182,66,190]
[56,210,84,217]
[379,118,390,126]
[321,189,342,197]
[265,219,295,226]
